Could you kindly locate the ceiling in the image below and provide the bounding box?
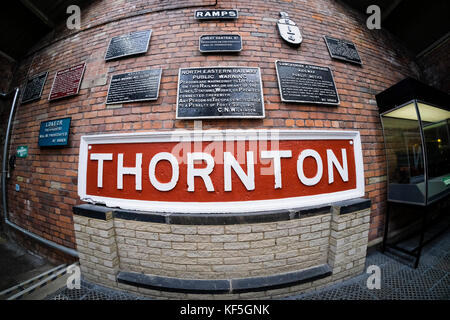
[1,0,449,61]
[0,0,91,61]
[340,0,450,56]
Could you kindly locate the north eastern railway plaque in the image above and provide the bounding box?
[105,30,152,61]
[176,66,264,119]
[106,68,162,104]
[324,36,362,65]
[275,60,340,105]
[22,71,48,103]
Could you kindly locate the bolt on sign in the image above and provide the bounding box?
[78,130,364,213]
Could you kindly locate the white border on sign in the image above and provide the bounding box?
[105,68,162,104]
[78,129,365,213]
[48,62,86,101]
[194,9,239,20]
[175,66,265,119]
[104,30,152,61]
[275,60,341,105]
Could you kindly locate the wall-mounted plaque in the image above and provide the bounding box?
[199,34,242,53]
[16,146,28,158]
[275,60,340,105]
[38,117,71,147]
[106,68,162,104]
[324,36,362,65]
[195,9,238,20]
[277,12,302,46]
[22,71,48,104]
[105,30,152,61]
[176,66,264,119]
[48,63,85,101]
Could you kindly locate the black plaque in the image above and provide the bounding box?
[195,9,238,20]
[106,68,162,104]
[22,71,48,103]
[176,67,264,119]
[324,36,362,65]
[105,30,152,61]
[199,34,242,52]
[275,60,340,105]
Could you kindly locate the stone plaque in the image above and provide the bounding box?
[38,117,71,147]
[324,36,362,65]
[176,67,264,119]
[275,60,340,105]
[106,68,162,104]
[22,71,48,103]
[48,63,85,101]
[195,9,238,20]
[105,30,152,61]
[199,34,242,52]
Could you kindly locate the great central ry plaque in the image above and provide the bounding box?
[22,71,48,103]
[324,36,362,65]
[48,63,85,101]
[106,68,162,104]
[176,67,264,119]
[275,60,339,105]
[199,34,242,52]
[105,30,152,61]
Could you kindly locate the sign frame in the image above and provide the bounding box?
[176,66,265,120]
[194,9,238,20]
[323,36,363,65]
[77,129,365,213]
[48,62,86,101]
[199,34,243,53]
[38,117,72,147]
[275,60,340,106]
[104,30,152,61]
[105,68,162,104]
[21,71,48,104]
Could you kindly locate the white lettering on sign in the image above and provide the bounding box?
[78,130,365,213]
[90,153,113,188]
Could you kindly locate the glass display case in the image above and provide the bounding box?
[381,100,450,206]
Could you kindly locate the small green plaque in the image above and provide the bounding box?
[17,146,28,158]
[442,176,450,186]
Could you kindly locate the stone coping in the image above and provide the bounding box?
[73,198,371,225]
[116,264,332,294]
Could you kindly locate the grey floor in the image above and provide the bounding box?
[46,227,450,300]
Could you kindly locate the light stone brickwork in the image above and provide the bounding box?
[73,206,371,299]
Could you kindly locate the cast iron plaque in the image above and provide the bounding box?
[324,36,362,65]
[275,60,340,105]
[199,34,242,52]
[176,66,264,119]
[38,117,71,147]
[105,30,152,61]
[48,63,85,101]
[106,68,162,104]
[22,71,48,103]
[195,9,238,20]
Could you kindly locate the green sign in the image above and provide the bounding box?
[16,146,28,158]
[442,176,450,186]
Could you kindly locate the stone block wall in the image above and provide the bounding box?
[73,198,371,299]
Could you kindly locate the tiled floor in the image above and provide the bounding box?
[46,228,450,300]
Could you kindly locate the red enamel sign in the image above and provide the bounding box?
[78,130,364,213]
[49,62,85,101]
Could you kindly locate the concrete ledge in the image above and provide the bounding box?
[116,264,332,294]
[73,198,370,225]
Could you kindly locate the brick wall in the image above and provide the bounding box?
[5,0,423,260]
